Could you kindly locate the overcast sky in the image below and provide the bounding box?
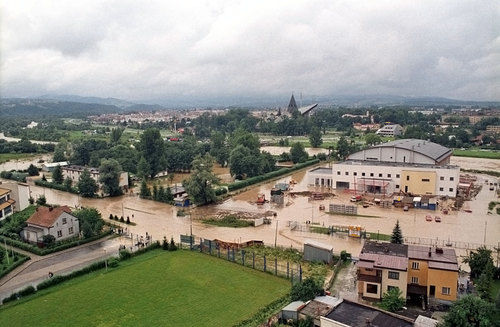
[1,0,498,102]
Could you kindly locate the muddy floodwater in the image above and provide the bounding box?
[450,156,500,171]
[15,158,500,266]
[0,132,57,145]
[261,146,328,156]
[0,154,52,172]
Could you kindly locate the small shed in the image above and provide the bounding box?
[279,301,305,321]
[174,194,190,207]
[428,197,437,210]
[413,197,422,208]
[304,240,333,264]
[42,161,69,172]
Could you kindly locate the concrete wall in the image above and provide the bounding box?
[2,182,30,212]
[427,269,458,301]
[310,162,459,197]
[401,171,436,195]
[382,269,408,298]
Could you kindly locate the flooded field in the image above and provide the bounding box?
[261,146,328,156]
[9,153,498,268]
[0,132,57,145]
[450,156,500,171]
[0,154,52,171]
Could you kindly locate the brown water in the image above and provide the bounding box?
[0,132,57,145]
[20,161,500,261]
[261,146,329,156]
[450,156,500,171]
[0,154,52,171]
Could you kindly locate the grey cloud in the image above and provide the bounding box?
[1,0,498,101]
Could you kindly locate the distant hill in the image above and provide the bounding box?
[37,94,135,108]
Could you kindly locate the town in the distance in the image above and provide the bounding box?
[0,93,499,327]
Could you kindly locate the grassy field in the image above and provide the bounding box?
[0,250,289,327]
[452,149,500,159]
[0,153,38,164]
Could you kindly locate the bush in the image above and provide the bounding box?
[36,195,47,206]
[119,249,132,260]
[2,292,18,304]
[214,187,228,196]
[169,237,177,251]
[18,285,36,297]
[120,216,125,222]
[108,258,119,268]
[290,277,324,301]
[34,179,79,194]
[126,217,130,224]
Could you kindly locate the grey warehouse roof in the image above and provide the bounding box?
[372,139,452,162]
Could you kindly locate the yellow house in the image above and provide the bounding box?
[407,245,458,303]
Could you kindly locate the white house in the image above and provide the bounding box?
[42,161,69,172]
[376,124,403,137]
[0,188,15,221]
[21,206,80,243]
[0,181,30,212]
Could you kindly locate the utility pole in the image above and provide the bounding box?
[483,221,487,244]
[274,220,278,248]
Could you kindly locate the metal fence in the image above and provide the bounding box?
[179,235,303,283]
[404,236,498,251]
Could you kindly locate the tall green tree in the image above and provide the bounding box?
[139,179,151,198]
[463,246,495,279]
[63,176,73,191]
[290,278,323,301]
[336,136,351,160]
[391,220,403,244]
[52,165,64,184]
[77,168,98,197]
[210,131,229,167]
[99,159,122,196]
[365,133,382,146]
[137,156,150,180]
[229,145,258,178]
[309,127,323,148]
[73,208,104,238]
[183,154,219,205]
[137,128,166,178]
[290,142,308,163]
[110,127,124,144]
[52,145,66,162]
[27,164,39,176]
[442,295,496,327]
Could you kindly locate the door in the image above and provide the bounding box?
[429,285,435,297]
[404,186,408,192]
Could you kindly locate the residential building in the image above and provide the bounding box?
[21,206,80,243]
[357,242,409,300]
[0,181,30,212]
[356,241,459,305]
[376,124,403,136]
[486,125,500,134]
[407,245,459,304]
[62,165,129,193]
[0,188,15,221]
[308,140,459,197]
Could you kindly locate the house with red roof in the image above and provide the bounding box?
[21,206,80,243]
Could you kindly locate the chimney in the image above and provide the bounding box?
[428,247,432,257]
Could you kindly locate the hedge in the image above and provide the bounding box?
[233,294,290,327]
[0,171,27,183]
[34,179,79,194]
[0,255,30,279]
[0,230,112,256]
[227,159,319,192]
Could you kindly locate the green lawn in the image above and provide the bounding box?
[452,149,500,159]
[0,250,289,327]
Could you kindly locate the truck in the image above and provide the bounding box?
[350,195,362,202]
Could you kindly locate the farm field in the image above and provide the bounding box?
[0,153,38,164]
[0,250,289,327]
[452,149,500,159]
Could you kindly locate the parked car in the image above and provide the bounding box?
[426,215,432,221]
[403,205,409,211]
[350,195,362,202]
[435,216,441,222]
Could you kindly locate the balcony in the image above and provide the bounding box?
[358,273,382,283]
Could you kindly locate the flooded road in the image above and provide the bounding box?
[0,132,57,145]
[20,159,500,266]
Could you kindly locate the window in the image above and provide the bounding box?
[396,174,400,178]
[345,172,349,176]
[69,227,74,234]
[387,174,391,178]
[450,177,454,181]
[411,277,419,284]
[362,172,365,176]
[337,171,341,175]
[378,173,382,177]
[440,176,444,181]
[366,284,378,294]
[57,230,62,238]
[442,287,451,295]
[439,187,444,191]
[449,188,454,192]
[370,173,374,177]
[412,262,420,270]
[354,172,357,176]
[422,179,430,182]
[396,185,400,189]
[388,271,399,280]
[406,176,410,181]
[62,218,67,224]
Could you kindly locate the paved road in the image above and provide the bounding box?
[0,236,130,300]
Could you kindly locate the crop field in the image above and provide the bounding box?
[0,250,289,327]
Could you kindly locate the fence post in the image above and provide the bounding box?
[227,248,230,261]
[190,235,193,251]
[209,240,212,255]
[242,250,245,266]
[299,265,302,282]
[232,248,235,262]
[218,246,220,258]
[287,262,289,279]
[264,255,267,272]
[275,258,277,275]
[252,252,255,269]
[200,239,203,253]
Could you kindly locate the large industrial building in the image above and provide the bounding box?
[309,139,459,197]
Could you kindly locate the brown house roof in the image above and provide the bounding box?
[26,206,73,228]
